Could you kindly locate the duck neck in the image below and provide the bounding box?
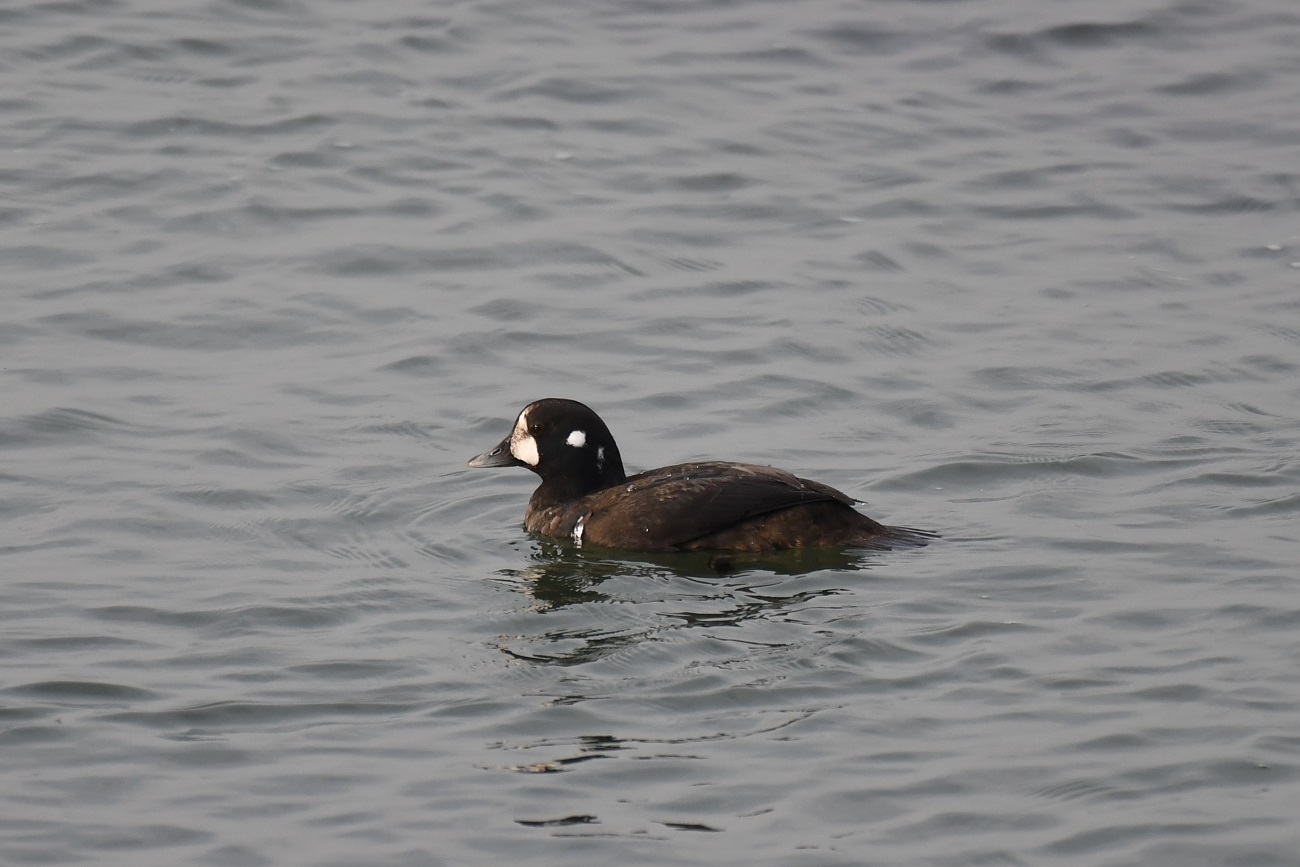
[530,453,626,509]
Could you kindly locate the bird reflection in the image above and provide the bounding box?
[491,538,893,666]
[498,538,877,607]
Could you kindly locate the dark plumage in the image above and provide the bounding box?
[467,398,933,553]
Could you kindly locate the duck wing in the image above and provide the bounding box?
[579,461,855,551]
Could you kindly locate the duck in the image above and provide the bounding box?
[467,398,934,553]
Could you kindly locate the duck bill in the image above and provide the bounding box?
[467,436,518,468]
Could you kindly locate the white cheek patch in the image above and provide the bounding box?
[565,429,586,448]
[509,409,539,466]
[511,433,539,466]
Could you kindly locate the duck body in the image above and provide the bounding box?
[468,399,933,553]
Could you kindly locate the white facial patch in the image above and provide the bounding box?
[508,408,539,466]
[565,429,586,448]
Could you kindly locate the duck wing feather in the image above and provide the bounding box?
[579,461,855,550]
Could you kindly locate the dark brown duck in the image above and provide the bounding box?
[467,398,934,553]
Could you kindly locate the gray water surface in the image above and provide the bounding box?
[4,0,1300,864]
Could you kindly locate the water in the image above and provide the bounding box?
[3,0,1299,864]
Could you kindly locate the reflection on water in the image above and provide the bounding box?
[489,539,897,666]
[503,538,884,601]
